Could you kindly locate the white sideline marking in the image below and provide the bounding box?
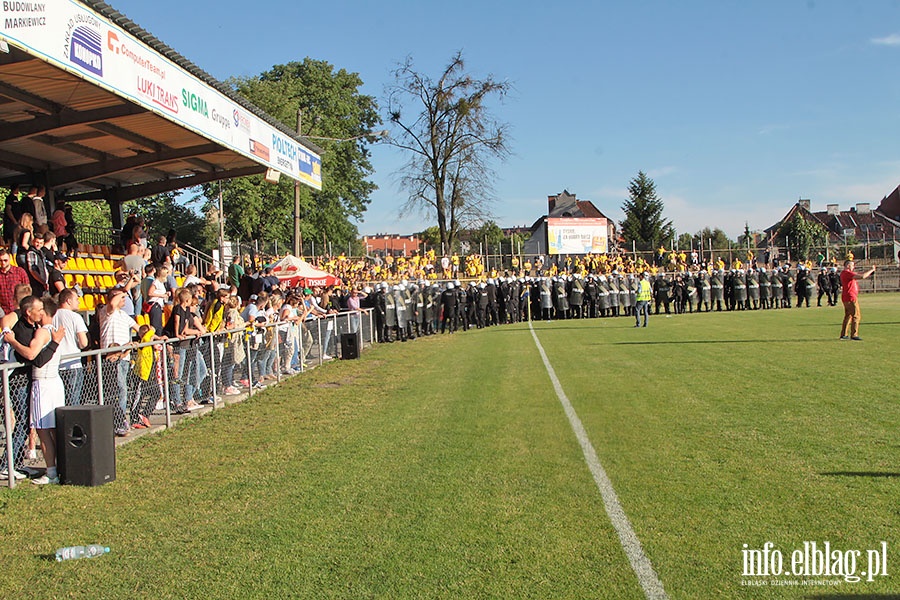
[529,323,669,600]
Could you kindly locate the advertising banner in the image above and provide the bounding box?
[0,0,322,190]
[547,217,608,255]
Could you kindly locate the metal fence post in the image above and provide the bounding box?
[96,355,104,406]
[207,334,218,408]
[161,338,171,429]
[317,318,323,366]
[3,368,14,489]
[274,323,281,383]
[299,320,306,373]
[245,332,254,398]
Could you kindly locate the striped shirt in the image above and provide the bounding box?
[99,307,137,349]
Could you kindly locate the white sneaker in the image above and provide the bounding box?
[32,474,59,485]
[1,468,27,480]
[322,354,333,360]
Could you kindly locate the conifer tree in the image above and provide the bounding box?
[619,171,675,251]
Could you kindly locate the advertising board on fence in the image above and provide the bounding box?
[547,218,609,255]
[0,0,322,190]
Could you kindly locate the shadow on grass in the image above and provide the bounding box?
[794,320,900,327]
[819,471,900,478]
[804,595,900,599]
[612,339,829,345]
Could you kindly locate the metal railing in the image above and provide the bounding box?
[2,308,374,488]
[180,242,216,276]
[74,224,118,248]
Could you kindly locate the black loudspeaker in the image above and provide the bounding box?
[56,405,116,487]
[340,332,360,359]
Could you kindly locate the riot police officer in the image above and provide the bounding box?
[569,274,585,319]
[816,268,831,307]
[747,268,760,310]
[710,269,724,312]
[758,268,771,309]
[440,282,458,333]
[654,273,671,315]
[554,276,569,319]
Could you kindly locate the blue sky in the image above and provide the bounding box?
[109,0,900,240]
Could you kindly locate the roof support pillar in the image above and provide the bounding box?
[106,188,124,231]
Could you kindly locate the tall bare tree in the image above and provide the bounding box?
[387,52,511,252]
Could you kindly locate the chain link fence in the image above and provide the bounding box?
[2,308,373,488]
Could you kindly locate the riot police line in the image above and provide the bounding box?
[357,265,848,339]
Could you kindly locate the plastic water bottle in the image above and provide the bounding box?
[55,545,110,561]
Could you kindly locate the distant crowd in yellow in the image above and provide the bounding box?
[242,243,855,289]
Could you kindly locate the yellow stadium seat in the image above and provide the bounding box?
[84,295,95,310]
[176,276,185,287]
[64,274,75,287]
[103,275,114,288]
[86,257,98,271]
[85,275,95,288]
[77,296,86,311]
[102,259,114,272]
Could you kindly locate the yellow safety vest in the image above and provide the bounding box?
[637,279,653,302]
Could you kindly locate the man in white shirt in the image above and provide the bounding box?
[99,287,140,435]
[241,293,261,322]
[54,288,89,405]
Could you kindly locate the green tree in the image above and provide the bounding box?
[779,214,827,261]
[619,171,675,252]
[419,226,442,250]
[508,231,527,255]
[123,193,205,249]
[692,227,733,253]
[67,200,111,234]
[387,51,511,253]
[473,220,505,253]
[200,58,380,256]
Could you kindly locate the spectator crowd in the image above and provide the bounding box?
[0,182,875,485]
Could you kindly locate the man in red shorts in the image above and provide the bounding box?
[839,260,875,341]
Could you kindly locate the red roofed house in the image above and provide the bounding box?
[877,184,900,223]
[766,199,900,246]
[522,190,619,256]
[363,234,422,257]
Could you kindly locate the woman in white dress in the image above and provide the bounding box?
[6,299,66,484]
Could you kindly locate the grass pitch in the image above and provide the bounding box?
[1,294,898,599]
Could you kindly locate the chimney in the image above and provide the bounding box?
[798,199,811,210]
[826,204,839,215]
[856,203,871,215]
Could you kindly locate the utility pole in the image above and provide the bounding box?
[218,181,226,269]
[294,108,303,257]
